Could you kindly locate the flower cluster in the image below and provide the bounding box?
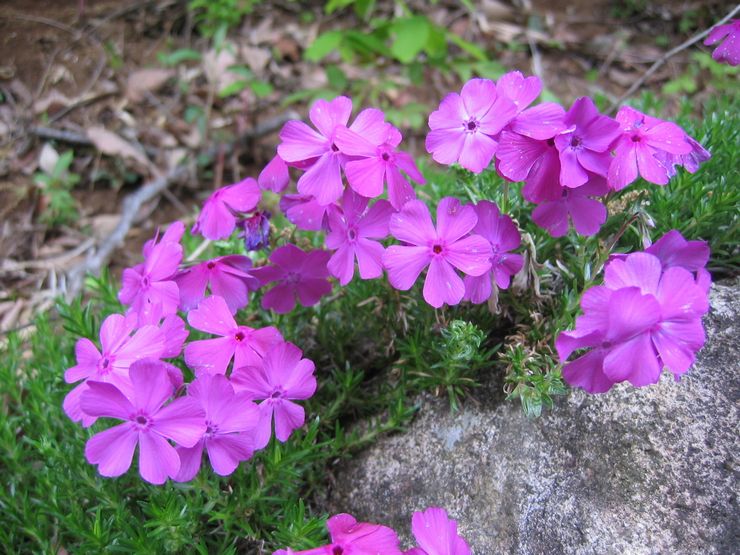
[274,507,470,555]
[556,230,711,393]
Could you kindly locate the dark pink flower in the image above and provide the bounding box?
[382,198,492,308]
[426,78,517,173]
[326,189,393,285]
[531,176,610,238]
[81,359,206,484]
[258,154,290,193]
[174,373,259,481]
[496,71,541,115]
[704,19,740,66]
[175,255,259,313]
[252,244,332,314]
[280,194,333,231]
[463,201,523,304]
[404,507,471,555]
[231,341,316,449]
[192,178,262,240]
[184,295,283,376]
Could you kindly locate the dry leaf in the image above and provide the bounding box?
[203,47,238,92]
[87,126,152,171]
[125,68,175,102]
[39,143,60,175]
[240,45,271,74]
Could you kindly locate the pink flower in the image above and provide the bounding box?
[159,314,189,358]
[184,295,283,376]
[667,135,711,175]
[426,78,517,173]
[119,221,184,325]
[252,244,333,314]
[531,176,610,238]
[258,154,290,192]
[554,97,621,188]
[175,255,259,313]
[607,106,692,190]
[404,507,471,555]
[63,313,165,426]
[506,102,566,140]
[231,341,317,449]
[463,201,523,304]
[326,189,394,285]
[382,198,492,308]
[273,513,403,555]
[496,71,542,115]
[174,374,259,481]
[81,359,206,484]
[704,19,740,66]
[280,194,333,231]
[334,123,425,208]
[192,178,262,240]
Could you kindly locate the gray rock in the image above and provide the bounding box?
[330,280,739,554]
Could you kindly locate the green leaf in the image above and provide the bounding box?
[249,80,273,98]
[391,16,430,64]
[424,25,448,59]
[226,64,254,79]
[325,0,355,14]
[305,31,343,62]
[447,32,488,61]
[157,48,202,66]
[325,65,348,90]
[218,80,249,97]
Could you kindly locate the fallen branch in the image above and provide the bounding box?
[64,110,297,299]
[608,4,740,113]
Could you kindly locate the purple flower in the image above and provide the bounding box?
[174,374,259,481]
[258,154,290,193]
[334,123,425,209]
[280,194,332,231]
[239,210,272,251]
[463,201,523,304]
[531,176,610,238]
[704,19,740,66]
[426,78,517,174]
[326,189,394,285]
[496,71,542,115]
[192,178,262,240]
[667,135,711,175]
[607,106,693,190]
[382,198,492,308]
[184,295,284,376]
[252,244,333,314]
[404,507,471,555]
[159,314,189,359]
[81,359,206,484]
[119,221,184,325]
[175,255,259,313]
[554,97,621,188]
[231,341,316,449]
[273,513,403,555]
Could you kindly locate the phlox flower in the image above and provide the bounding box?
[159,314,189,358]
[607,106,692,190]
[258,154,290,192]
[63,313,165,426]
[496,70,542,115]
[531,176,610,238]
[240,210,272,251]
[426,78,517,173]
[192,177,262,240]
[175,255,259,313]
[334,122,425,209]
[666,135,711,175]
[463,201,523,304]
[252,244,333,314]
[174,374,259,481]
[273,513,403,555]
[280,194,332,231]
[81,359,206,485]
[554,97,621,188]
[703,19,740,66]
[119,221,184,325]
[383,198,492,308]
[326,189,394,285]
[184,295,283,376]
[231,341,317,449]
[404,507,471,555]
[277,96,390,205]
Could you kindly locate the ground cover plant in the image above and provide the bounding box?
[1,2,739,553]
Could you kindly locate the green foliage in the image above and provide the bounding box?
[219,65,274,98]
[33,150,80,226]
[188,0,262,37]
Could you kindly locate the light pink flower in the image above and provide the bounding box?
[496,71,542,115]
[81,359,206,484]
[192,178,262,240]
[175,255,259,313]
[531,176,610,238]
[404,507,471,555]
[704,19,740,66]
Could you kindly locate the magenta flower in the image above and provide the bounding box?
[119,221,184,325]
[174,374,259,482]
[258,154,290,192]
[704,19,740,66]
[81,359,206,484]
[230,341,316,449]
[554,97,621,188]
[666,135,711,175]
[495,129,562,203]
[63,313,165,426]
[192,178,262,240]
[383,198,492,308]
[531,176,610,238]
[326,189,394,285]
[506,102,566,140]
[607,106,692,190]
[175,255,259,313]
[334,123,425,208]
[426,78,517,173]
[159,314,189,359]
[273,513,403,555]
[496,71,542,115]
[280,194,333,231]
[463,201,523,304]
[404,507,471,555]
[252,244,333,314]
[184,295,283,376]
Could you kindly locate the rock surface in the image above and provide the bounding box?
[330,280,739,554]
